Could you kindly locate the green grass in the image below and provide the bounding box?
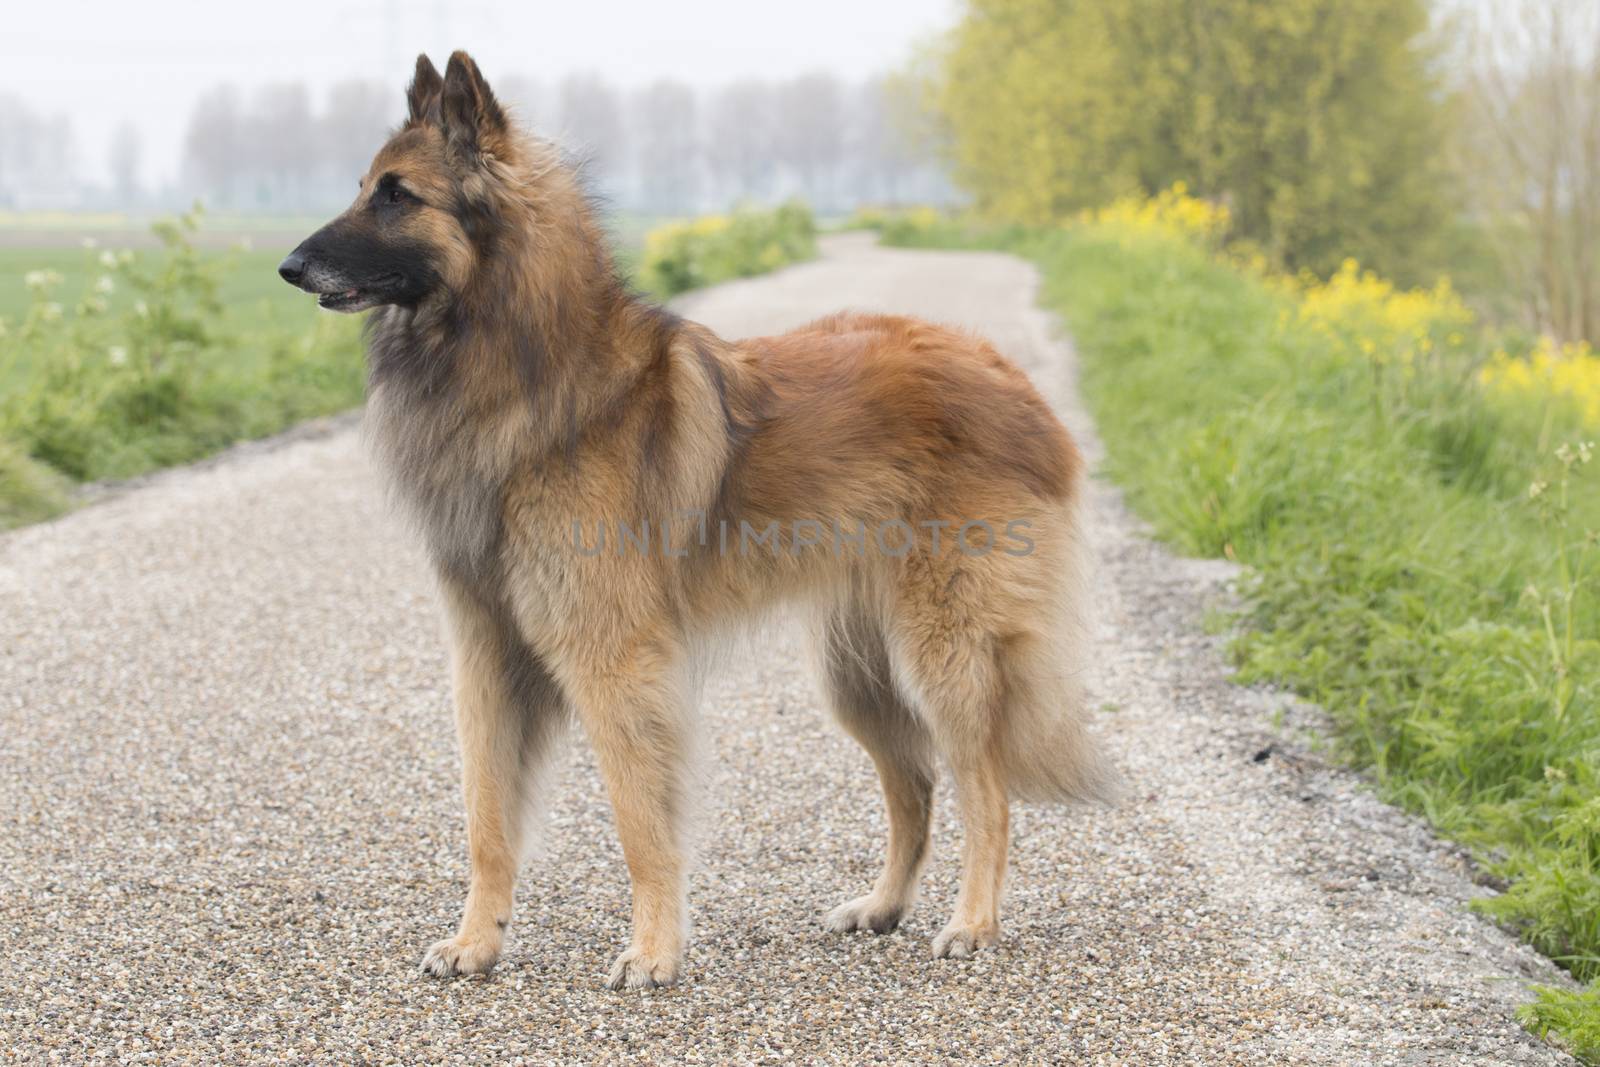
[882,216,1600,1059]
[1525,985,1600,1059]
[0,437,71,528]
[1056,229,1598,1060]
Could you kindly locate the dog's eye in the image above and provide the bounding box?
[388,187,407,205]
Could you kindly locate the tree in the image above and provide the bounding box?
[182,85,245,207]
[251,83,315,211]
[773,74,844,210]
[930,0,1455,281]
[850,74,947,206]
[108,121,142,206]
[631,80,700,214]
[557,74,627,192]
[321,81,393,195]
[1453,0,1600,343]
[0,94,80,209]
[706,80,776,203]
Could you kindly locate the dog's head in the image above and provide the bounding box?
[278,51,530,313]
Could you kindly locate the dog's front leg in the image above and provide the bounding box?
[567,641,693,989]
[422,577,563,977]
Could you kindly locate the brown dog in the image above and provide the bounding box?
[279,51,1108,989]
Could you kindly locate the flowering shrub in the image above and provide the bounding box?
[842,205,895,232]
[1080,182,1231,247]
[1289,259,1474,369]
[1283,256,1599,428]
[1086,186,1598,431]
[0,208,364,526]
[1480,338,1600,427]
[4,208,235,481]
[639,202,816,298]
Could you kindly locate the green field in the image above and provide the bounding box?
[0,246,304,318]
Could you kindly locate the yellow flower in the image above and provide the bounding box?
[1075,184,1598,427]
[1087,184,1230,245]
[1283,256,1473,369]
[1480,336,1600,427]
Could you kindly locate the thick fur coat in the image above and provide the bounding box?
[279,51,1108,989]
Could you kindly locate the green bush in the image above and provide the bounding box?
[1525,985,1600,1063]
[0,208,364,527]
[639,202,817,298]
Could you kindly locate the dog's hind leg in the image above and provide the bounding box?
[814,606,935,937]
[887,582,1012,960]
[422,577,566,978]
[931,739,1009,958]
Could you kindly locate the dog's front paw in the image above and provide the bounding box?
[825,894,907,935]
[931,919,999,960]
[606,945,681,990]
[420,933,501,977]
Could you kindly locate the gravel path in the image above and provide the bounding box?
[0,233,1575,1064]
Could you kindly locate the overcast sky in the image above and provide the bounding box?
[3,0,959,188]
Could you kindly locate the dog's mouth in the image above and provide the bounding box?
[311,273,403,313]
[321,286,377,310]
[317,287,368,311]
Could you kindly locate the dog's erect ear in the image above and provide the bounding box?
[441,50,508,163]
[406,54,443,127]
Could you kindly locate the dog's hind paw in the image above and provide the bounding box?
[825,894,906,935]
[420,933,501,978]
[606,946,681,990]
[931,919,999,960]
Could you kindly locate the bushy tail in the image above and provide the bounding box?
[997,506,1120,805]
[997,655,1119,805]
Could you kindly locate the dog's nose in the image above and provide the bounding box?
[278,252,305,285]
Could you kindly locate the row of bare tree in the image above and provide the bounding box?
[0,71,950,219]
[176,72,949,217]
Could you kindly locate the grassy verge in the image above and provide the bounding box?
[881,202,1600,1059]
